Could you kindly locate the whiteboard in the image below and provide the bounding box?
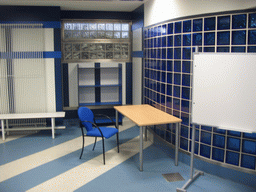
[192,53,256,133]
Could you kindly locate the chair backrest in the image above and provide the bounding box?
[78,107,94,132]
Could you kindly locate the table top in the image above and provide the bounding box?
[114,104,182,126]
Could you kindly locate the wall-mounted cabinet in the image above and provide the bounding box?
[78,63,122,107]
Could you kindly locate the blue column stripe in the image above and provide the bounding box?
[0,51,61,59]
[0,21,61,28]
[132,51,144,58]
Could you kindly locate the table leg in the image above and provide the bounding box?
[175,122,180,166]
[144,126,147,141]
[51,118,55,139]
[140,126,143,171]
[1,119,5,141]
[6,120,9,136]
[115,110,119,129]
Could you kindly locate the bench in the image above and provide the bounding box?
[0,112,65,141]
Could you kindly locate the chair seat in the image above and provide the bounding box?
[86,127,118,139]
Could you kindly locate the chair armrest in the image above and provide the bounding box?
[94,114,118,129]
[80,120,104,137]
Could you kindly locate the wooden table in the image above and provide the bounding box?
[114,104,182,171]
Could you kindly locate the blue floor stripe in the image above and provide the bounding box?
[0,125,140,191]
[0,120,81,166]
[75,143,256,192]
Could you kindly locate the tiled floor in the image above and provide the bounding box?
[0,118,255,192]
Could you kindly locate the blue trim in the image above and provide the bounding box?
[0,51,61,59]
[0,21,61,28]
[132,51,144,58]
[126,62,132,104]
[62,64,69,107]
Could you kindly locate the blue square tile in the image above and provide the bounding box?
[227,130,241,137]
[193,33,202,45]
[204,32,215,45]
[157,49,161,58]
[226,151,239,166]
[212,148,225,162]
[181,112,189,126]
[217,31,230,45]
[167,48,173,59]
[175,21,182,33]
[180,138,188,150]
[232,14,246,29]
[161,94,165,104]
[249,13,256,28]
[154,27,158,37]
[173,98,180,110]
[174,48,181,59]
[162,36,167,47]
[174,73,181,85]
[182,61,191,73]
[161,72,166,82]
[218,16,230,30]
[174,61,181,72]
[162,48,166,59]
[181,100,189,113]
[201,126,212,132]
[181,125,189,138]
[201,131,211,145]
[231,46,246,52]
[217,47,230,52]
[167,85,172,96]
[183,48,191,60]
[182,74,190,86]
[232,30,246,45]
[248,46,256,52]
[162,60,166,70]
[204,47,215,52]
[248,30,256,44]
[182,87,190,100]
[204,17,216,31]
[167,73,172,84]
[189,141,199,154]
[213,134,225,148]
[244,133,256,140]
[173,86,180,97]
[167,61,173,71]
[213,127,226,134]
[167,36,173,47]
[200,144,211,158]
[168,23,174,34]
[162,24,167,35]
[242,140,256,154]
[183,20,191,32]
[166,96,172,108]
[193,18,203,32]
[183,34,191,46]
[174,35,181,46]
[241,154,255,169]
[157,37,162,47]
[227,137,240,151]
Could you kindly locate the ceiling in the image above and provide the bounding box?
[0,0,147,12]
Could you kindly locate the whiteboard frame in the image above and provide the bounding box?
[191,53,256,133]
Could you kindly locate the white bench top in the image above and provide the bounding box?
[0,112,65,120]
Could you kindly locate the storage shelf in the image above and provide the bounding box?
[79,101,122,106]
[78,63,122,107]
[79,84,121,88]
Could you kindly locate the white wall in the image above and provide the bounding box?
[144,0,256,27]
[132,28,143,105]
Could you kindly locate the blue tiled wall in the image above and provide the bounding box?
[144,10,256,172]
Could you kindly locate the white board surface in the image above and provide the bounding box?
[192,53,256,133]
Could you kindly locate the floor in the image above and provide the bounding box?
[0,118,255,192]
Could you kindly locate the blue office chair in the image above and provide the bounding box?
[78,107,119,164]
